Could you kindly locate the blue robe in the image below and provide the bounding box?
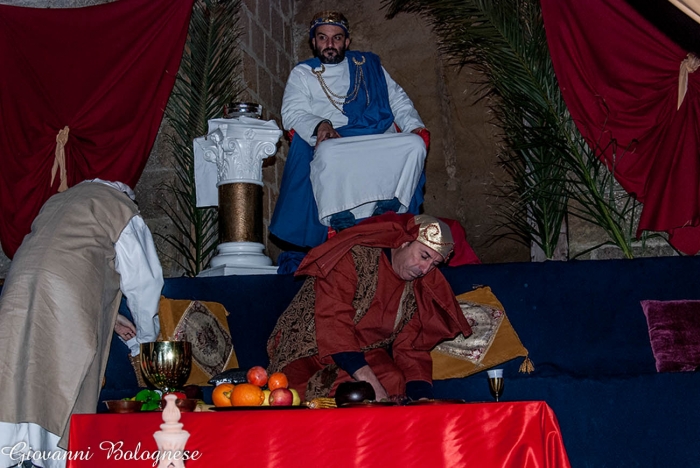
[270,50,426,249]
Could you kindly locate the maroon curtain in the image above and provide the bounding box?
[540,0,700,254]
[0,0,194,258]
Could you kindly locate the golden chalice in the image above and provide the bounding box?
[140,341,192,393]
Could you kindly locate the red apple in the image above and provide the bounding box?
[246,366,268,387]
[269,387,293,406]
[163,391,187,400]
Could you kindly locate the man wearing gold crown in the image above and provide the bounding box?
[267,213,472,402]
[270,11,430,250]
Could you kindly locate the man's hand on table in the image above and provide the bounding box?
[352,365,389,401]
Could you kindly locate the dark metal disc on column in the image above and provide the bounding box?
[218,183,262,243]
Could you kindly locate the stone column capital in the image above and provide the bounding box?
[198,117,282,187]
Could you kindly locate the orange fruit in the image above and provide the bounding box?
[231,383,265,407]
[212,383,234,407]
[246,366,268,387]
[267,372,289,391]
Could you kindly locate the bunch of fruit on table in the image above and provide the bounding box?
[123,389,162,411]
[123,386,204,411]
[212,366,301,407]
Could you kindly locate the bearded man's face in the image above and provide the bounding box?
[312,24,350,64]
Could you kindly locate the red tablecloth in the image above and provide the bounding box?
[67,401,570,467]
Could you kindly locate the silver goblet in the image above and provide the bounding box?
[140,341,193,393]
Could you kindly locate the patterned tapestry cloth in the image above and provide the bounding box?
[158,297,239,386]
[433,301,504,365]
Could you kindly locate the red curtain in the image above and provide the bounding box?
[0,0,194,258]
[540,0,700,254]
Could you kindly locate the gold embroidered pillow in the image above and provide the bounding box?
[157,297,239,386]
[433,300,504,363]
[431,286,531,380]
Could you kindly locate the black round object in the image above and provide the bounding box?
[334,381,376,406]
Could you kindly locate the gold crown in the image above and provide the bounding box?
[414,215,454,261]
[309,11,350,38]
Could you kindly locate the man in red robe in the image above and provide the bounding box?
[267,214,472,401]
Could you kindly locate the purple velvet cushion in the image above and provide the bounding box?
[641,300,700,372]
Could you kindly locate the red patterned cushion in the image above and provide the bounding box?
[641,300,700,372]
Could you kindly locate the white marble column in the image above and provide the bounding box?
[193,116,282,276]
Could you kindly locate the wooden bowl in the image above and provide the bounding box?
[159,398,198,412]
[105,400,144,414]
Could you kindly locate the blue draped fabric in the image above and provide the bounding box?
[269,51,425,249]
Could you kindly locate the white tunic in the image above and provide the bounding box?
[93,179,163,357]
[282,58,425,144]
[311,132,426,225]
[281,57,427,222]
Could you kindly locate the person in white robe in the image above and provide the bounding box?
[0,179,163,468]
[270,11,430,249]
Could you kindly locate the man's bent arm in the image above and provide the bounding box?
[282,66,336,145]
[391,314,434,383]
[332,351,368,375]
[114,215,164,356]
[314,253,364,360]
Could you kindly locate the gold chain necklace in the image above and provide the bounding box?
[313,56,369,114]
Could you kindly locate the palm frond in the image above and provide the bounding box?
[158,0,244,276]
[384,0,640,259]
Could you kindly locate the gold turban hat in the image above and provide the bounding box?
[413,214,454,261]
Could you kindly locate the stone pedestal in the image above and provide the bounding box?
[193,116,282,276]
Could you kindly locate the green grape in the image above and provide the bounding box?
[141,401,160,411]
[134,389,153,402]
